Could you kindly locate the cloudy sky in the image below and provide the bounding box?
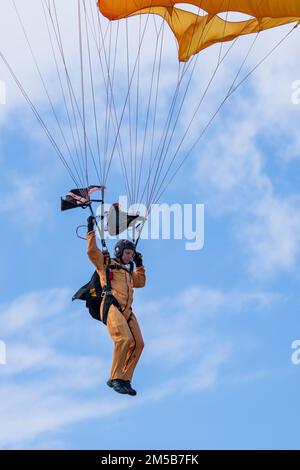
[0,1,300,450]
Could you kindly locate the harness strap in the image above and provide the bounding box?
[103,251,111,267]
[102,294,123,325]
[109,261,132,275]
[127,312,133,323]
[102,259,132,325]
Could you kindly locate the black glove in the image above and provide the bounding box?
[133,251,143,267]
[87,216,96,233]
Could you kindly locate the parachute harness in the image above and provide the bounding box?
[101,262,131,325]
[62,185,139,324]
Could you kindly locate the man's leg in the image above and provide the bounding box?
[106,305,134,381]
[122,312,144,382]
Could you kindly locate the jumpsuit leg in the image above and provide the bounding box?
[122,312,145,382]
[105,305,134,381]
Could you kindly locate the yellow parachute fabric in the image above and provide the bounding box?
[97,1,300,61]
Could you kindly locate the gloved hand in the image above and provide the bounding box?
[87,216,96,233]
[133,251,143,267]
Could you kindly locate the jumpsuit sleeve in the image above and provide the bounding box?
[87,231,104,270]
[132,265,146,288]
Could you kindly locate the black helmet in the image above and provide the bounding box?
[114,239,136,260]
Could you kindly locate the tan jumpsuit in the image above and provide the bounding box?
[87,231,146,381]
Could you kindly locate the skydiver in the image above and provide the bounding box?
[86,216,146,396]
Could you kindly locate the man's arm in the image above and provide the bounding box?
[87,227,104,271]
[132,266,146,288]
[132,252,146,288]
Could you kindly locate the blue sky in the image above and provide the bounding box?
[1,1,300,450]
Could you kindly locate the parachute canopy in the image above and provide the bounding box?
[98,0,300,61]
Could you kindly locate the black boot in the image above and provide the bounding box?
[108,379,129,395]
[124,381,137,396]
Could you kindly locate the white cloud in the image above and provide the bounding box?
[0,281,276,448]
[3,3,293,197]
[239,194,300,277]
[1,1,299,220]
[194,110,300,278]
[0,172,54,229]
[0,1,177,180]
[191,28,300,279]
[0,288,70,336]
[138,285,278,367]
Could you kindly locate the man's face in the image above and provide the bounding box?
[122,249,135,265]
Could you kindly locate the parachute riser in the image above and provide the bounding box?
[88,188,108,252]
[133,217,147,249]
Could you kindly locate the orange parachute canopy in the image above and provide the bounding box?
[98,0,300,61]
